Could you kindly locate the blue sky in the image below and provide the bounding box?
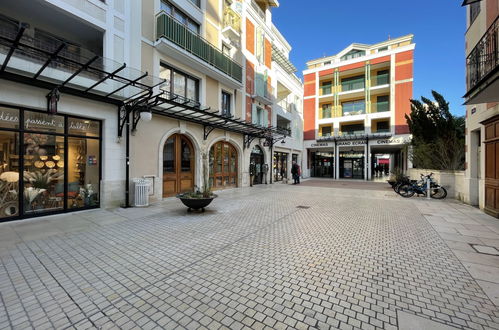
[272,0,466,116]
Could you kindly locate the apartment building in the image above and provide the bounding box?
[0,0,149,221]
[302,35,415,180]
[242,0,304,184]
[462,0,499,217]
[132,0,303,201]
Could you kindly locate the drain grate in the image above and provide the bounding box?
[296,205,310,209]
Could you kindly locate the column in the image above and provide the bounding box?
[365,62,371,114]
[335,147,340,179]
[334,69,340,117]
[367,142,372,180]
[364,144,369,181]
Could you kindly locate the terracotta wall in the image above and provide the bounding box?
[394,82,412,134]
[303,73,316,97]
[265,38,272,69]
[304,98,316,140]
[246,19,255,54]
[395,51,414,81]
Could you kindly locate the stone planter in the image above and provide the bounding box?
[177,194,217,212]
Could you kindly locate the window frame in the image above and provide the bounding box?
[160,0,200,34]
[221,91,232,116]
[160,63,200,101]
[469,2,481,25]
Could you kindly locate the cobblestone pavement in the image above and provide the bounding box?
[1,183,499,329]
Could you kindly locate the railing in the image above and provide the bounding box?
[371,73,389,87]
[371,101,390,113]
[340,130,365,136]
[466,16,498,93]
[276,127,291,136]
[341,80,365,92]
[250,0,266,20]
[320,85,333,95]
[156,12,242,82]
[255,73,272,101]
[223,6,241,32]
[374,128,390,133]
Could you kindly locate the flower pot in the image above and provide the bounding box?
[177,194,217,212]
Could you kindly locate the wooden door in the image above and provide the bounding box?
[209,141,238,190]
[163,134,194,197]
[483,115,499,218]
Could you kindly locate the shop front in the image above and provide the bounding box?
[339,150,365,179]
[209,141,238,190]
[0,105,101,220]
[273,151,288,182]
[250,145,265,185]
[162,134,195,197]
[311,151,334,178]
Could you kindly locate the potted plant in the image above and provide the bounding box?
[177,152,217,212]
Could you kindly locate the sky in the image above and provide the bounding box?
[272,0,467,116]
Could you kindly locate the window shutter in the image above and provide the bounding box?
[252,104,258,125]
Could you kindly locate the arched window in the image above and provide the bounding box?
[209,141,237,189]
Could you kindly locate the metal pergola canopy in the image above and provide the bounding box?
[137,90,285,141]
[0,15,164,105]
[272,45,297,74]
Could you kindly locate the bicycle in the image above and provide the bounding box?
[397,173,447,199]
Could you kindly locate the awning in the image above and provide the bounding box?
[272,44,297,74]
[461,0,481,6]
[317,133,393,142]
[0,15,164,105]
[133,90,288,143]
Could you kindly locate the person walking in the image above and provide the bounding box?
[249,161,256,187]
[291,161,299,185]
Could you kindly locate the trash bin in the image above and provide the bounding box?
[133,179,149,207]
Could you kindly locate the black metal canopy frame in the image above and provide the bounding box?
[119,90,289,147]
[0,15,165,107]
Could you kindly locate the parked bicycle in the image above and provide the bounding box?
[388,175,411,193]
[397,173,447,199]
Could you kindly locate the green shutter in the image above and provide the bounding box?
[263,109,269,127]
[252,104,258,125]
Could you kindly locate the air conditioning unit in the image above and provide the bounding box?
[133,179,150,207]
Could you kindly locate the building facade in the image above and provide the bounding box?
[302,36,415,180]
[0,0,303,222]
[462,0,499,217]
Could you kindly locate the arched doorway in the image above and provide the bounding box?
[209,141,238,190]
[250,145,265,185]
[163,134,195,197]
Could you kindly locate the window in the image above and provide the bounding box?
[160,1,200,33]
[256,28,265,64]
[321,81,332,95]
[342,100,365,116]
[340,49,366,61]
[222,91,231,116]
[376,70,389,86]
[376,121,390,132]
[321,126,332,137]
[470,2,481,25]
[222,44,231,57]
[378,46,388,52]
[341,123,364,134]
[341,75,365,91]
[322,104,332,118]
[324,61,331,65]
[252,105,268,127]
[376,95,390,112]
[160,64,199,101]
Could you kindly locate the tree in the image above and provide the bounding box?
[405,91,465,170]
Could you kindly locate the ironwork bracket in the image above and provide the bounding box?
[203,125,216,140]
[243,135,257,149]
[118,104,132,139]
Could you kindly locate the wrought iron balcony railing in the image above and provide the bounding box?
[466,16,498,93]
[156,12,242,83]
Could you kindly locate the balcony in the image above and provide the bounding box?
[371,101,390,113]
[156,12,242,84]
[320,85,333,96]
[464,17,499,105]
[340,130,365,136]
[223,6,241,36]
[254,73,273,105]
[371,72,390,87]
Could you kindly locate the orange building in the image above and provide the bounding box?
[302,35,415,180]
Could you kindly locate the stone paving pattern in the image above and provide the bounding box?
[0,183,499,329]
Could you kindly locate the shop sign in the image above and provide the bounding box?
[375,136,411,145]
[310,142,332,148]
[337,140,366,146]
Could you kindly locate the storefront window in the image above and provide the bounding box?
[67,137,100,208]
[23,134,64,214]
[0,105,101,221]
[0,131,19,218]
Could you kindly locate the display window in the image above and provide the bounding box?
[0,105,101,221]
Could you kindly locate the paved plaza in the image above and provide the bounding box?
[1,181,499,329]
